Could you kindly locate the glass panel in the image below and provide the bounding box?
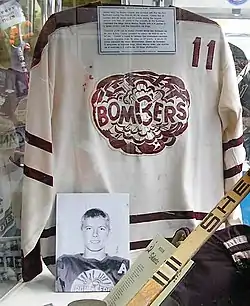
[1,1,250,305]
[0,0,42,297]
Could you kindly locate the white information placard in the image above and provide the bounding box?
[0,0,25,30]
[97,6,177,55]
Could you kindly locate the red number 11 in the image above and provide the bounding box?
[192,37,216,70]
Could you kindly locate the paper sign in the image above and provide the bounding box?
[0,0,25,30]
[97,6,177,55]
[104,234,194,306]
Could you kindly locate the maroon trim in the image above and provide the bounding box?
[130,211,207,224]
[223,136,244,152]
[24,165,53,186]
[31,3,100,68]
[32,4,218,68]
[175,7,218,25]
[22,241,42,282]
[25,130,52,153]
[224,164,243,179]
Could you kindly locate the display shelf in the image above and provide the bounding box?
[0,265,108,306]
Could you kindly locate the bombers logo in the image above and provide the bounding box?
[91,71,191,155]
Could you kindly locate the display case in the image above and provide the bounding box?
[1,0,250,305]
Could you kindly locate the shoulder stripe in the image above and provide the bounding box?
[24,165,53,186]
[25,130,52,153]
[175,7,218,25]
[224,164,243,179]
[223,136,244,152]
[31,4,99,67]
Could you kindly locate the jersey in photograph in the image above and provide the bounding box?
[56,254,129,292]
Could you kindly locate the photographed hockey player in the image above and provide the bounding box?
[55,193,130,292]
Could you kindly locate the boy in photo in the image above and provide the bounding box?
[56,208,129,292]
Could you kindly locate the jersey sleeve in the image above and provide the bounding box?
[21,25,56,280]
[218,36,246,225]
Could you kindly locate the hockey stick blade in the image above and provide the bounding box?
[127,170,250,306]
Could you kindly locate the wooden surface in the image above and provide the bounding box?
[127,279,162,306]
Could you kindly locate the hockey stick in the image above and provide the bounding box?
[127,170,250,305]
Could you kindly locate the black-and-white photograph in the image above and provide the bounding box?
[55,193,130,293]
[0,236,21,298]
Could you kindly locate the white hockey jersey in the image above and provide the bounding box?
[21,4,245,280]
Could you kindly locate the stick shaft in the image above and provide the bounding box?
[128,279,162,306]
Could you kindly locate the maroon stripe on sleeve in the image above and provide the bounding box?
[224,164,243,179]
[24,165,53,186]
[25,130,52,153]
[223,136,244,152]
[175,7,218,25]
